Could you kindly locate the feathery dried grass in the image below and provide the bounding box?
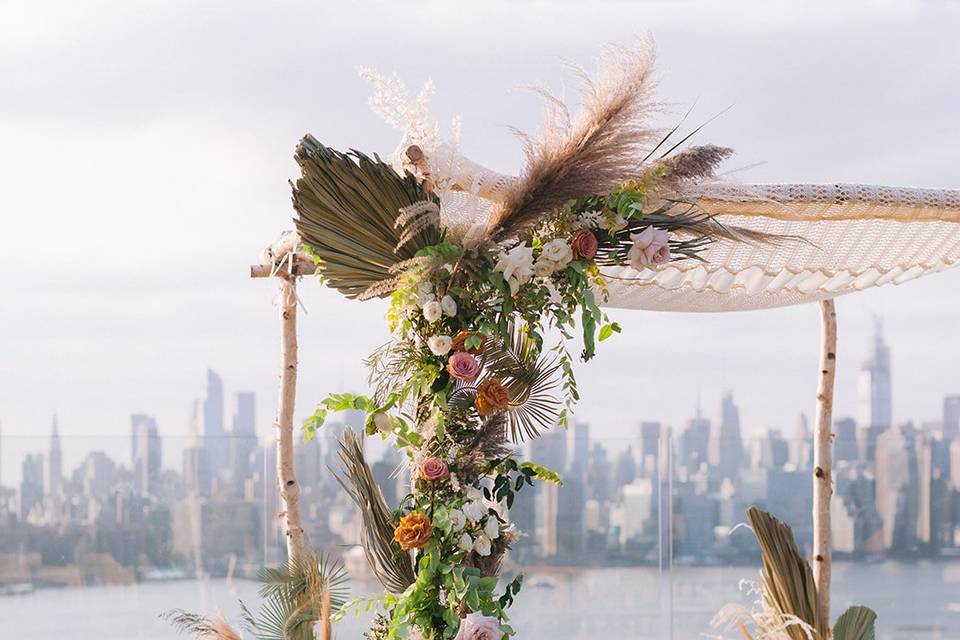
[485,42,660,242]
[162,610,243,640]
[657,145,733,188]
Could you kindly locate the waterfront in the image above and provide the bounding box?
[3,562,958,639]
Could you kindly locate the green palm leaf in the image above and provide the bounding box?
[833,605,877,640]
[291,136,440,299]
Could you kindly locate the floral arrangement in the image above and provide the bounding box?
[291,44,785,640]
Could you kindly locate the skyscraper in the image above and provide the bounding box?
[568,421,590,479]
[46,415,62,499]
[200,369,227,481]
[857,319,892,431]
[231,392,258,489]
[709,391,744,482]
[943,394,960,439]
[131,413,162,496]
[834,417,859,463]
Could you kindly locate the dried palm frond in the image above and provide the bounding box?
[485,42,660,243]
[334,429,416,593]
[747,507,826,640]
[832,605,877,640]
[161,610,243,640]
[451,324,562,441]
[254,552,350,640]
[292,135,440,299]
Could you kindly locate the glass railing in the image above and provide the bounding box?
[0,429,957,639]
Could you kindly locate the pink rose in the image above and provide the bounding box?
[455,613,503,640]
[419,457,449,481]
[627,226,671,268]
[569,229,598,260]
[447,351,481,383]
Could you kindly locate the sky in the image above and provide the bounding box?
[1,0,959,482]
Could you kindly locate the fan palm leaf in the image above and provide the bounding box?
[833,605,876,640]
[292,136,440,299]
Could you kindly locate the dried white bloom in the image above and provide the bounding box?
[427,335,452,356]
[440,294,458,317]
[422,300,442,323]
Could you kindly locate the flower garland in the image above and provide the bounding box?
[303,171,700,640]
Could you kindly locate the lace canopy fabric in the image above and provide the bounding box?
[604,183,960,312]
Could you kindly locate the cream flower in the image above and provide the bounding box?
[533,257,557,278]
[416,281,435,308]
[483,516,500,540]
[455,613,503,640]
[462,500,486,523]
[422,300,442,322]
[541,238,573,266]
[440,294,458,317]
[473,534,492,557]
[493,244,534,295]
[449,509,467,531]
[457,532,474,552]
[427,335,452,356]
[627,226,671,269]
[373,412,392,435]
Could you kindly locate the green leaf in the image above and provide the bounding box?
[598,322,621,342]
[833,606,877,640]
[520,462,563,485]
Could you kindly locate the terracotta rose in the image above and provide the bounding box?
[394,513,433,550]
[569,229,598,260]
[475,378,510,416]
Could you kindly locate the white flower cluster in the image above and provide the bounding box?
[533,238,573,277]
[417,281,458,323]
[450,487,501,557]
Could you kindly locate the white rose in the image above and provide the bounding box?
[449,509,467,531]
[454,613,503,640]
[483,516,500,540]
[373,412,392,434]
[493,244,534,295]
[541,238,573,266]
[473,534,492,557]
[533,257,557,278]
[465,486,485,502]
[427,335,452,356]
[422,300,442,323]
[462,501,486,523]
[440,295,458,317]
[457,532,474,552]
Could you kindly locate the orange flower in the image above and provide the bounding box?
[475,378,511,416]
[451,330,483,354]
[394,512,433,550]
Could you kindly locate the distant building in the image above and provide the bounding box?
[857,319,892,432]
[46,415,63,499]
[568,421,590,480]
[874,427,919,551]
[200,369,227,483]
[131,414,162,497]
[19,452,44,520]
[679,410,710,475]
[709,392,744,483]
[834,418,859,463]
[789,413,812,471]
[230,392,258,492]
[943,394,960,439]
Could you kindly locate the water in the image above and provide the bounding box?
[2,562,958,639]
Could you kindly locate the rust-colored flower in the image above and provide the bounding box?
[419,457,449,482]
[475,378,511,416]
[569,229,599,260]
[451,330,483,354]
[394,512,434,550]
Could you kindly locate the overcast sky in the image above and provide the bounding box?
[1,1,959,481]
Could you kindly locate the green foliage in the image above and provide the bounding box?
[833,606,877,640]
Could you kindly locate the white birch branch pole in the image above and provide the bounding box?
[812,298,837,632]
[251,232,311,562]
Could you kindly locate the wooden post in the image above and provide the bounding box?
[813,298,837,632]
[275,273,306,561]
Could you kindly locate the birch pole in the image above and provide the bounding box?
[275,272,306,561]
[812,298,837,632]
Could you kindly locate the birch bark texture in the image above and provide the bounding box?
[813,298,837,632]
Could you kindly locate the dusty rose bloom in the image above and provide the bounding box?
[569,229,599,260]
[419,457,449,481]
[627,226,671,268]
[447,351,481,382]
[455,613,503,640]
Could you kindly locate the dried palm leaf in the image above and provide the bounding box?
[485,43,659,242]
[451,324,562,441]
[161,610,243,640]
[747,507,826,640]
[334,429,416,593]
[292,136,440,299]
[832,605,877,640]
[254,552,350,640]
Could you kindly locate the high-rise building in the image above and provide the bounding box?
[679,409,710,474]
[789,413,812,471]
[874,427,918,551]
[231,392,258,489]
[568,421,590,480]
[635,421,662,477]
[834,418,859,463]
[46,415,63,499]
[201,369,227,479]
[709,391,744,482]
[857,319,892,431]
[131,414,162,496]
[19,452,44,520]
[943,394,960,439]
